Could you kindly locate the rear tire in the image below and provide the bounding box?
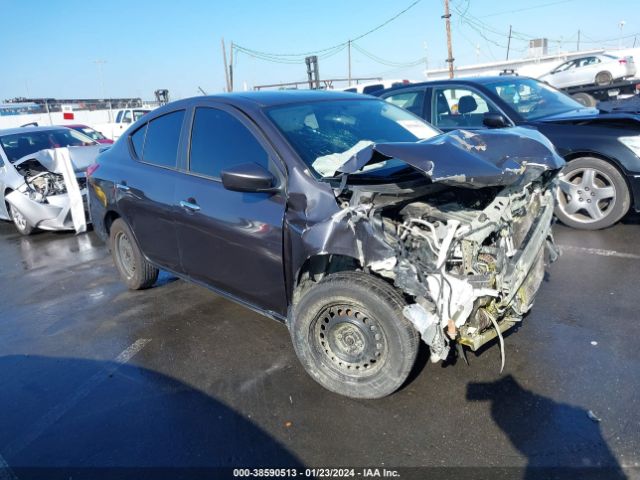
[8,202,34,236]
[109,218,158,289]
[290,271,419,399]
[571,92,597,107]
[595,71,613,86]
[555,157,630,230]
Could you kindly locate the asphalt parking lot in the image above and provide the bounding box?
[1,215,639,479]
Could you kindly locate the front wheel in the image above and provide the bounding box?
[8,202,34,236]
[109,218,158,289]
[555,157,630,230]
[290,271,419,399]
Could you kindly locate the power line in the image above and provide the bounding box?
[478,0,576,19]
[233,0,422,60]
[351,43,425,68]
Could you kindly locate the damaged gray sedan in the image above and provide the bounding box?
[89,92,564,398]
[0,126,105,235]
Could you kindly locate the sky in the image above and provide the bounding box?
[0,0,638,100]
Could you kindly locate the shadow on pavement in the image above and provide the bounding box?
[0,354,302,479]
[467,375,626,480]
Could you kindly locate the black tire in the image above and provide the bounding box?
[555,157,630,230]
[595,71,613,86]
[571,92,597,107]
[290,271,419,399]
[109,218,158,290]
[7,201,34,236]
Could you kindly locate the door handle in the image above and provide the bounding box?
[115,183,130,192]
[180,200,200,212]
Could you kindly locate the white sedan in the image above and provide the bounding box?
[0,126,106,235]
[539,54,636,89]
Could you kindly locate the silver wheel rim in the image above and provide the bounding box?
[11,206,28,231]
[556,167,616,224]
[115,231,136,278]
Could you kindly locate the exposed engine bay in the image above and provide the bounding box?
[6,147,97,233]
[309,127,564,368]
[365,179,556,369]
[16,160,70,200]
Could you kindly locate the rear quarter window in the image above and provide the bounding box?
[130,124,147,159]
[140,110,185,168]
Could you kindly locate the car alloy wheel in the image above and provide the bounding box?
[8,203,33,235]
[556,167,616,224]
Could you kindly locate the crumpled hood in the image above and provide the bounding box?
[14,144,103,174]
[337,127,565,188]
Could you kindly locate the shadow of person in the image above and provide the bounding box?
[0,354,303,480]
[467,375,626,480]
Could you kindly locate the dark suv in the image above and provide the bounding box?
[376,76,640,230]
[88,91,563,398]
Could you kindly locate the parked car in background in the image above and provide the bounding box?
[539,54,636,89]
[336,79,415,95]
[0,126,105,234]
[89,91,563,398]
[94,108,151,141]
[64,124,114,144]
[377,76,640,229]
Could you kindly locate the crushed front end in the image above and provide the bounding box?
[388,179,558,364]
[6,147,95,233]
[330,127,565,366]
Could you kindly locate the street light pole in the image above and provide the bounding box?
[94,60,112,122]
[618,20,626,50]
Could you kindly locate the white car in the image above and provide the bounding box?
[539,54,636,89]
[0,126,106,235]
[337,79,416,95]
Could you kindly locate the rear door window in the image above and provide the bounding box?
[141,110,185,168]
[431,86,498,129]
[188,107,269,179]
[383,90,426,117]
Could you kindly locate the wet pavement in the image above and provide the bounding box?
[0,215,639,479]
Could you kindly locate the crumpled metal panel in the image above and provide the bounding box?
[9,147,93,233]
[337,127,565,188]
[282,127,564,305]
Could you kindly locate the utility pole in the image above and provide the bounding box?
[577,29,581,51]
[506,25,512,60]
[347,40,352,86]
[221,38,230,92]
[442,0,454,78]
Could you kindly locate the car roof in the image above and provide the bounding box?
[0,125,70,136]
[375,76,539,96]
[169,90,368,109]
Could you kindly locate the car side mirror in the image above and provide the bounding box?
[483,112,509,128]
[221,163,278,193]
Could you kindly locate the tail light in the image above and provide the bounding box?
[86,163,100,177]
[619,59,627,64]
